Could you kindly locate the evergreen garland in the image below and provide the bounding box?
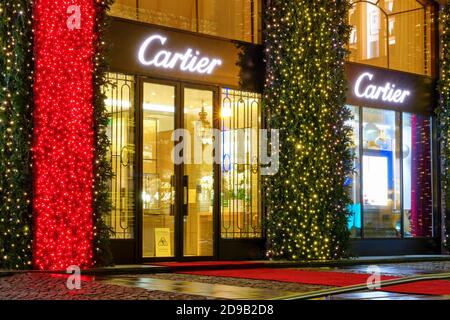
[263,0,353,260]
[92,0,114,267]
[438,4,450,251]
[0,0,114,269]
[0,0,113,269]
[0,0,34,269]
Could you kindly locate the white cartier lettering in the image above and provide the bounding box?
[354,72,411,104]
[138,34,223,75]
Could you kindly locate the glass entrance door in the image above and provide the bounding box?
[140,80,216,259]
[182,87,215,257]
[141,82,176,258]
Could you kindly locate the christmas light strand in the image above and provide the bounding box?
[33,0,96,270]
[92,0,114,267]
[263,0,353,260]
[0,0,34,270]
[438,4,450,252]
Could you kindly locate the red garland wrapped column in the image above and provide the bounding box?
[33,1,96,270]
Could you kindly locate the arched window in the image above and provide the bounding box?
[349,0,434,75]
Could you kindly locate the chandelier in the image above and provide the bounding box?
[197,100,212,145]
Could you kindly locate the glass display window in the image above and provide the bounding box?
[346,105,433,239]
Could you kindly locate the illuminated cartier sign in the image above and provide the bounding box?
[138,34,223,74]
[354,72,411,104]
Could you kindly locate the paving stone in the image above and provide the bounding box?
[2,261,449,300]
[0,273,214,300]
[110,273,332,293]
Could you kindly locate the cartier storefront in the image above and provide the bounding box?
[345,63,439,255]
[104,0,441,264]
[344,0,441,255]
[104,17,265,263]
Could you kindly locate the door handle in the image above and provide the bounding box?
[183,175,189,216]
[170,175,175,216]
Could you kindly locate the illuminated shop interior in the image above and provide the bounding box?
[101,0,438,261]
[346,105,432,239]
[110,0,262,43]
[349,0,432,75]
[346,0,434,240]
[104,73,262,258]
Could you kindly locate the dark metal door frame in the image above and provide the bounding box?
[137,76,219,262]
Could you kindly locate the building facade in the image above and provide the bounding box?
[104,0,442,264]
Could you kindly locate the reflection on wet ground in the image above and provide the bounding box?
[92,261,450,300]
[336,261,450,276]
[295,261,450,277]
[2,260,449,300]
[97,275,302,300]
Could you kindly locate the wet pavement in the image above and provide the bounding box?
[143,273,331,292]
[295,261,450,276]
[95,260,450,300]
[0,272,325,300]
[97,275,304,299]
[297,261,450,300]
[0,261,449,300]
[339,261,450,275]
[0,273,214,300]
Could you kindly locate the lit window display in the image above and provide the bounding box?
[221,89,262,238]
[183,87,215,257]
[103,74,264,257]
[104,73,136,240]
[402,113,433,237]
[347,105,433,238]
[346,106,361,238]
[362,107,401,238]
[141,82,176,258]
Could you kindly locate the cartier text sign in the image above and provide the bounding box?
[346,63,434,114]
[354,72,411,104]
[107,18,264,91]
[138,34,223,74]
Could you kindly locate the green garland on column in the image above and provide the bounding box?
[0,0,34,269]
[263,0,353,260]
[92,0,114,267]
[438,4,450,251]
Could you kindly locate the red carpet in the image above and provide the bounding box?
[179,268,450,296]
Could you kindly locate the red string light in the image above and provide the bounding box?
[33,0,96,270]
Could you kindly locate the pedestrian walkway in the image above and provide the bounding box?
[97,275,302,300]
[0,273,212,300]
[1,260,449,300]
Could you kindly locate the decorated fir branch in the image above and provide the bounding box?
[0,0,34,269]
[263,0,353,260]
[438,4,450,251]
[0,0,114,269]
[92,0,114,267]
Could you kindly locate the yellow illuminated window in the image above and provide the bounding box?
[104,73,136,239]
[110,0,261,44]
[220,89,262,238]
[348,0,433,75]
